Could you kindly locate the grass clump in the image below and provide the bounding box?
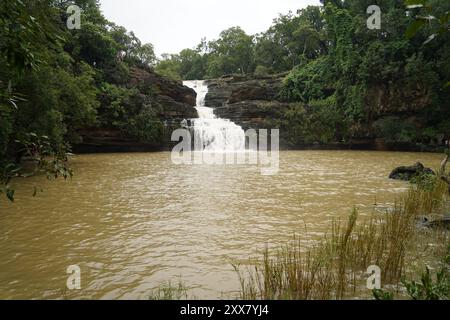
[236,175,449,300]
[148,280,189,300]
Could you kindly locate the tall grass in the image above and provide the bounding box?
[148,280,189,300]
[236,177,449,300]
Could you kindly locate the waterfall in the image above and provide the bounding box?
[183,80,246,152]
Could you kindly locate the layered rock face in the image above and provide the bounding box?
[204,74,444,151]
[129,67,196,108]
[76,67,197,152]
[205,73,290,131]
[129,68,197,145]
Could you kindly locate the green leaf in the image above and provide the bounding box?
[406,19,426,38]
[439,11,449,25]
[404,0,427,5]
[423,33,437,44]
[6,189,15,202]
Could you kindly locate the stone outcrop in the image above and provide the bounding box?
[205,73,290,131]
[205,73,287,108]
[416,216,450,229]
[204,73,447,151]
[214,100,289,131]
[75,67,197,152]
[75,128,161,153]
[129,67,196,107]
[204,73,361,149]
[389,162,435,181]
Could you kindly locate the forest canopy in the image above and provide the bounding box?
[154,0,449,146]
[0,0,163,200]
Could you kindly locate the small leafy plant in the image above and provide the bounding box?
[372,289,394,300]
[0,133,73,202]
[402,267,449,300]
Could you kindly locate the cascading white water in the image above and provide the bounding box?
[183,80,246,152]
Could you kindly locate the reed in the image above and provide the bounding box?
[236,176,449,300]
[148,280,189,300]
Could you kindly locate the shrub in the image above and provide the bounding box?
[373,117,418,143]
[402,267,449,300]
[254,65,273,77]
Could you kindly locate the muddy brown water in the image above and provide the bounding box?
[0,151,443,299]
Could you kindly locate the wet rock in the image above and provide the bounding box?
[389,162,435,181]
[416,216,450,230]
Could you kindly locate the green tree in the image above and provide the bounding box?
[135,43,157,67]
[155,54,182,81]
[206,27,254,77]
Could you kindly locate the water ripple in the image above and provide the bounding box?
[0,150,442,299]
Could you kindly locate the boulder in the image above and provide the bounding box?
[389,162,435,181]
[416,216,450,230]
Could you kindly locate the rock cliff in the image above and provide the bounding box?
[75,67,197,152]
[204,73,446,151]
[205,73,290,131]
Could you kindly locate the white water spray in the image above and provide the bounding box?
[183,80,246,152]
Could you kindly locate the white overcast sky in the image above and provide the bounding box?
[98,0,321,57]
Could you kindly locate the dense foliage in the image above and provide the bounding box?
[156,0,449,147]
[0,0,163,201]
[280,0,450,146]
[155,6,327,80]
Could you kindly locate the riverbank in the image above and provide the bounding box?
[235,174,450,300]
[72,140,448,154]
[148,162,450,300]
